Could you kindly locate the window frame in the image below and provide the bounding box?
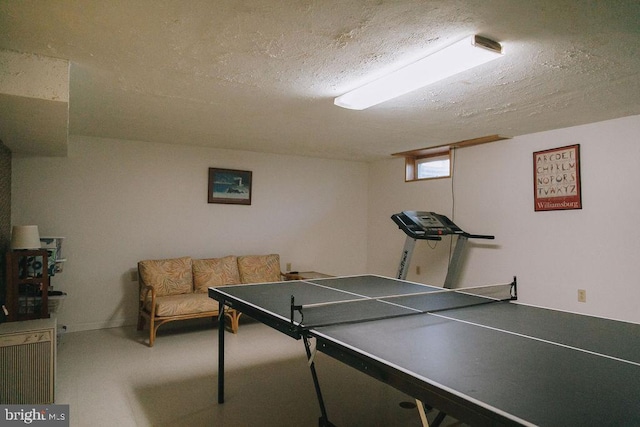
[405,149,451,182]
[416,152,452,180]
[393,135,510,183]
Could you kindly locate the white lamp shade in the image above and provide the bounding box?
[10,225,42,250]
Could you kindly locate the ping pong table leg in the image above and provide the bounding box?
[303,335,336,427]
[416,399,447,427]
[431,410,447,427]
[416,399,429,426]
[217,300,225,404]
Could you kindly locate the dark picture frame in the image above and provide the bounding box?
[208,168,252,205]
[533,144,581,211]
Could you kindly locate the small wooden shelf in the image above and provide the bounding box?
[284,271,333,281]
[5,250,50,322]
[392,134,511,159]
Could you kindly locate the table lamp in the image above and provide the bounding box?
[10,225,42,250]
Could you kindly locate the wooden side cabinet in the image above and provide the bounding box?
[5,250,50,322]
[283,271,333,281]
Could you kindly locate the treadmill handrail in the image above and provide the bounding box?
[463,233,495,240]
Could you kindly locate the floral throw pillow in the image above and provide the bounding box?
[237,254,282,284]
[193,256,241,293]
[138,256,193,298]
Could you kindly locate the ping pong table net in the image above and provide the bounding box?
[290,277,517,330]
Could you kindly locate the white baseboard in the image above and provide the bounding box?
[63,317,138,333]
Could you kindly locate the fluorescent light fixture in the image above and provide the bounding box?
[334,35,503,110]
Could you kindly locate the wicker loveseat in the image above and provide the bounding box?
[137,254,283,347]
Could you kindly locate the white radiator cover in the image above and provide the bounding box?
[0,318,56,404]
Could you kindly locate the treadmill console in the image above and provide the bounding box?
[391,211,464,239]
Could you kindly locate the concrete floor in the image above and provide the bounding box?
[56,318,464,426]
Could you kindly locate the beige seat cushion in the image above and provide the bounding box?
[193,256,241,293]
[237,254,281,283]
[138,256,193,298]
[145,293,219,317]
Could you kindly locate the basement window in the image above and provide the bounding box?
[392,135,510,183]
[394,146,452,182]
[416,153,451,179]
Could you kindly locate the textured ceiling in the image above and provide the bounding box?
[1,0,639,161]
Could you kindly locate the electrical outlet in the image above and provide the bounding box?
[286,262,292,271]
[416,266,421,275]
[577,289,586,303]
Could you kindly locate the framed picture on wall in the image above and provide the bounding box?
[208,168,252,205]
[533,144,581,211]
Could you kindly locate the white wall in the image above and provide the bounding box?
[12,136,369,331]
[12,115,640,331]
[368,114,640,324]
[366,157,456,286]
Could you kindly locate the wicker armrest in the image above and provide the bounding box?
[140,285,156,315]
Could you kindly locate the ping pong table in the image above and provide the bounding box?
[209,274,640,426]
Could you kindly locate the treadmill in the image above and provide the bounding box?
[391,211,494,288]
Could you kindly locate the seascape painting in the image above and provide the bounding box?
[208,168,252,205]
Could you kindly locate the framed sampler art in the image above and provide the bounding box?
[533,144,581,211]
[208,168,252,205]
